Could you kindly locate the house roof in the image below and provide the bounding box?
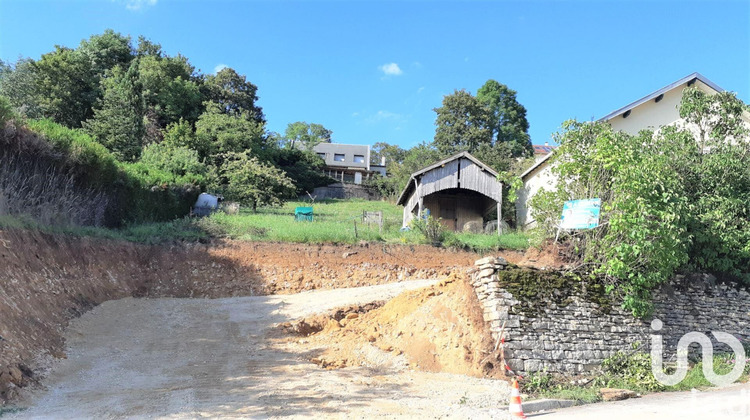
[598,72,723,122]
[396,151,498,205]
[521,72,725,181]
[532,144,556,155]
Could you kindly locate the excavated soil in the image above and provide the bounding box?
[288,273,503,378]
[0,228,529,404]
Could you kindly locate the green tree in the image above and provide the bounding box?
[194,102,267,165]
[78,30,134,77]
[281,121,332,150]
[139,53,202,129]
[433,89,491,156]
[0,58,42,118]
[203,67,264,123]
[476,80,533,158]
[370,141,406,166]
[84,61,145,161]
[220,151,295,211]
[34,46,98,127]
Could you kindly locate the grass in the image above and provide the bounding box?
[0,199,531,252]
[525,350,750,405]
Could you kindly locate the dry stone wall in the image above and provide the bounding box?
[471,256,750,375]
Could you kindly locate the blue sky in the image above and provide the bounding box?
[1,0,748,149]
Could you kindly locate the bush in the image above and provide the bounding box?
[0,95,14,127]
[531,89,750,316]
[410,214,446,245]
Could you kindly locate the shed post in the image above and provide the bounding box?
[496,202,501,235]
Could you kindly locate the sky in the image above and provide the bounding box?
[1,0,748,149]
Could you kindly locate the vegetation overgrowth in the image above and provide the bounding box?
[529,87,750,316]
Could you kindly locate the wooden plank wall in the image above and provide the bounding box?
[421,160,459,196]
[459,158,502,202]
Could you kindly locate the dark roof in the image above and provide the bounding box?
[532,145,557,155]
[598,72,723,122]
[396,151,498,205]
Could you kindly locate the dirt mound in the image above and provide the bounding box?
[516,240,568,269]
[296,273,504,378]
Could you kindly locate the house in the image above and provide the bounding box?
[397,152,503,233]
[515,72,732,229]
[313,142,386,184]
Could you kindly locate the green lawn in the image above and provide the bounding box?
[0,199,530,252]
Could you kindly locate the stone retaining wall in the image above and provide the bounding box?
[471,256,750,374]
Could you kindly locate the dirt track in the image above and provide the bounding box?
[11,281,511,419]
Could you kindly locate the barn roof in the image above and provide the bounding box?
[396,151,500,205]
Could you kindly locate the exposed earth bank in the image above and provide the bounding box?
[0,228,530,404]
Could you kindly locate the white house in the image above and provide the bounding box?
[516,72,735,229]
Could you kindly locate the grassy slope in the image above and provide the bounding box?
[0,199,530,252]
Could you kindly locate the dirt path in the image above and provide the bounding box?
[10,280,510,419]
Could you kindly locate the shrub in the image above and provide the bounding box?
[410,214,446,245]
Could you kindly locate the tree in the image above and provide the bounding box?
[34,46,98,127]
[78,30,134,77]
[139,53,202,128]
[281,121,332,150]
[220,151,295,211]
[83,61,145,161]
[477,80,532,158]
[370,141,406,166]
[203,67,264,123]
[433,89,492,156]
[194,102,267,164]
[0,58,42,118]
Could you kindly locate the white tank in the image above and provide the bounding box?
[195,193,219,209]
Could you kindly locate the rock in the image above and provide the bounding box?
[477,268,495,278]
[342,251,358,258]
[8,367,23,384]
[474,256,496,266]
[600,388,638,401]
[345,313,359,320]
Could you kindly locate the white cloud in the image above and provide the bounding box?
[115,0,157,11]
[378,63,403,76]
[365,110,404,125]
[213,64,228,74]
[417,87,425,94]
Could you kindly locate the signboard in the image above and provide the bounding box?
[560,199,601,230]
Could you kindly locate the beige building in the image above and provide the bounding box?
[516,72,732,229]
[313,143,386,185]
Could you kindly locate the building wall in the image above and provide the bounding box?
[419,191,490,231]
[516,161,558,229]
[313,143,370,171]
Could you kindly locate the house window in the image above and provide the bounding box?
[317,153,326,159]
[334,154,345,162]
[353,154,365,163]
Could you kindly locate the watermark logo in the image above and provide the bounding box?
[650,318,746,387]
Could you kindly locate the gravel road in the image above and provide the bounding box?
[10,280,510,419]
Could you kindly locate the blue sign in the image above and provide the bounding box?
[560,199,601,230]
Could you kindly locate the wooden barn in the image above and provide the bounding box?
[396,152,503,233]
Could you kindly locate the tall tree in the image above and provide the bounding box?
[281,121,332,150]
[476,80,532,157]
[0,58,42,118]
[194,102,267,164]
[432,89,492,156]
[84,61,145,161]
[370,141,406,166]
[203,67,264,123]
[78,30,134,77]
[34,46,98,127]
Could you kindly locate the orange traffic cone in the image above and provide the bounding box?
[509,379,527,419]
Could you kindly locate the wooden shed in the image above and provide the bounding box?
[396,152,503,233]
